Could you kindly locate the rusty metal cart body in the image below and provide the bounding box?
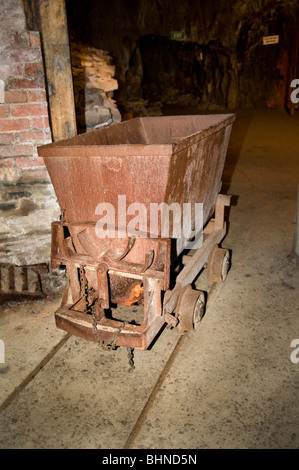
[38,114,235,351]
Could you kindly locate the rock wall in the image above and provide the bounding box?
[66,0,298,112]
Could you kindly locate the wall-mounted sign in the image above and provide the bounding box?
[171,31,185,40]
[263,35,279,45]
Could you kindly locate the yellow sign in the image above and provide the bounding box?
[263,35,279,45]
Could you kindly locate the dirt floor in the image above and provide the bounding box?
[0,108,298,449]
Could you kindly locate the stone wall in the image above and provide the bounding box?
[0,0,60,266]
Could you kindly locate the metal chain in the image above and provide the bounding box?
[80,265,135,371]
[101,320,127,351]
[92,310,100,343]
[127,347,135,373]
[93,309,135,371]
[79,265,85,297]
[80,265,92,314]
[81,265,99,343]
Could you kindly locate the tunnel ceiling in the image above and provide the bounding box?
[66,0,298,111]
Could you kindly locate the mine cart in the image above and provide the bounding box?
[38,114,235,352]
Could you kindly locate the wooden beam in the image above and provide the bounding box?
[22,0,41,31]
[39,0,77,141]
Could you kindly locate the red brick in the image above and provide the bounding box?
[0,144,34,158]
[0,32,14,47]
[0,105,8,118]
[6,76,45,90]
[27,90,47,103]
[0,32,29,47]
[16,156,45,168]
[14,32,30,47]
[28,32,41,47]
[31,116,50,130]
[19,130,46,143]
[3,47,42,63]
[0,133,15,144]
[5,90,27,103]
[10,103,47,118]
[0,63,23,78]
[0,157,14,168]
[15,32,31,46]
[24,62,44,77]
[0,118,30,132]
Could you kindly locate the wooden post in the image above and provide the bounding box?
[39,0,77,141]
[23,0,41,31]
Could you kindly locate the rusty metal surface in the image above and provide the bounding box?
[174,284,205,333]
[207,245,230,285]
[0,264,47,298]
[55,273,165,350]
[37,115,235,350]
[50,219,171,350]
[51,221,171,291]
[38,115,235,239]
[109,274,144,305]
[162,213,228,316]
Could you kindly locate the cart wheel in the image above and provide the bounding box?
[207,244,230,285]
[175,284,206,333]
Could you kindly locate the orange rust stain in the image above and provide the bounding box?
[123,283,144,306]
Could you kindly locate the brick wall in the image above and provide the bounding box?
[0,0,60,266]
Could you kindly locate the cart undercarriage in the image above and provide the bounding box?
[51,193,231,351]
